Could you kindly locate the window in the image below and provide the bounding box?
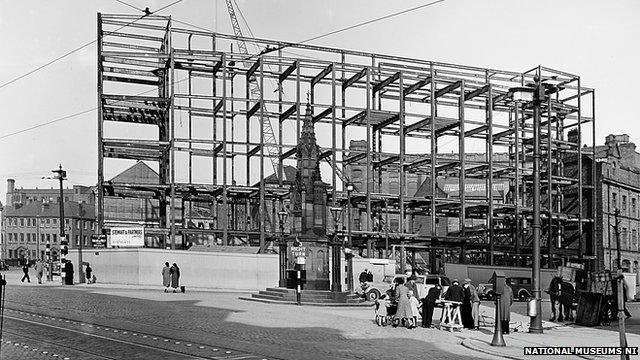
[612,193,618,209]
[26,233,31,243]
[8,233,12,243]
[76,221,80,230]
[84,221,88,230]
[65,219,69,226]
[41,234,45,243]
[52,218,57,225]
[83,235,88,246]
[46,218,50,225]
[633,229,638,250]
[623,227,628,249]
[20,233,24,242]
[623,195,627,212]
[52,234,57,243]
[633,198,638,218]
[75,235,80,246]
[46,234,51,243]
[20,218,24,226]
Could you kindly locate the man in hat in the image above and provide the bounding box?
[462,278,480,329]
[444,279,464,303]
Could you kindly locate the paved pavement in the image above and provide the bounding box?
[1,269,639,359]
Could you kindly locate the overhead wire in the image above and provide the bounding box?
[0,0,184,91]
[0,1,447,141]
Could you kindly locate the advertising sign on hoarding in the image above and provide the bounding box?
[108,227,145,247]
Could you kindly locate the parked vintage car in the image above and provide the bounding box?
[358,273,450,302]
[508,277,533,301]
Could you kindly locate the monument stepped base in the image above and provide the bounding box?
[247,287,366,305]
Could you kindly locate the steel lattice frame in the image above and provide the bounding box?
[97,13,596,267]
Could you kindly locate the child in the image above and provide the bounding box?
[408,290,420,329]
[375,294,389,326]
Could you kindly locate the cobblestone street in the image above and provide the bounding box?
[0,274,501,360]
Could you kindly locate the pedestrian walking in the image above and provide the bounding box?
[170,263,180,293]
[500,279,514,334]
[85,264,93,284]
[162,262,171,292]
[35,259,45,284]
[65,260,74,285]
[421,284,441,328]
[21,261,31,283]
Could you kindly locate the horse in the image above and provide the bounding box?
[547,276,577,322]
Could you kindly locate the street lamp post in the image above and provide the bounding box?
[277,209,288,288]
[329,206,343,293]
[49,165,67,285]
[346,183,354,294]
[509,74,549,334]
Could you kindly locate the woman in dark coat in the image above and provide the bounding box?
[421,284,441,328]
[65,260,74,285]
[461,279,475,328]
[170,263,180,292]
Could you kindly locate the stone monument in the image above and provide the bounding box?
[287,102,330,290]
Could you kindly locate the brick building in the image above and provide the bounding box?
[594,134,640,278]
[1,180,96,261]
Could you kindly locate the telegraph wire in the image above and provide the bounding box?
[0,1,446,140]
[0,0,184,91]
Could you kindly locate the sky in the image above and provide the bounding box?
[0,0,639,198]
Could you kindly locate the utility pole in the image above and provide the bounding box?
[612,208,630,359]
[78,203,84,284]
[52,165,67,285]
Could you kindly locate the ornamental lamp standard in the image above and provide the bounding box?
[277,209,289,288]
[508,76,545,334]
[345,183,354,293]
[329,206,343,293]
[43,165,67,285]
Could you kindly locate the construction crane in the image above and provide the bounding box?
[224,0,358,193]
[224,0,279,177]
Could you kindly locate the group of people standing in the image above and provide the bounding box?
[161,262,181,293]
[375,276,514,333]
[20,259,95,285]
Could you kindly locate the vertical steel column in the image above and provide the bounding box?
[188,36,193,231]
[514,103,521,262]
[459,80,466,263]
[96,13,104,237]
[547,95,553,267]
[429,65,437,273]
[577,78,584,257]
[366,69,372,235]
[591,90,597,264]
[331,65,337,205]
[278,49,284,189]
[399,72,405,236]
[487,82,494,265]
[169,18,176,250]
[259,57,265,250]
[222,53,229,245]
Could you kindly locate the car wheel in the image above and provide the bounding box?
[519,291,529,302]
[486,291,494,301]
[367,289,381,302]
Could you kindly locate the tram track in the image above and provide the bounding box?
[1,305,270,360]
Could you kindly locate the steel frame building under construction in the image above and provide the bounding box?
[97,13,596,270]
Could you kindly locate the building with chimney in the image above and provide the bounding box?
[1,179,96,262]
[593,134,640,278]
